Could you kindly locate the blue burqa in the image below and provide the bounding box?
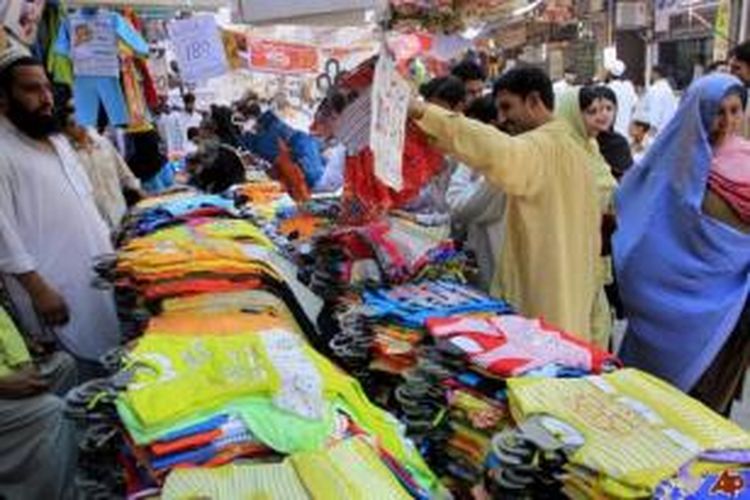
[615,74,750,391]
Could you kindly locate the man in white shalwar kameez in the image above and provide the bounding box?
[0,51,120,377]
[641,65,678,136]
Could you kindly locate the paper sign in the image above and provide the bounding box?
[248,38,320,74]
[70,11,119,77]
[148,49,170,95]
[370,48,410,191]
[168,15,228,85]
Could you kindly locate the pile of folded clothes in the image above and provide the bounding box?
[316,281,511,387]
[304,215,468,299]
[160,435,425,500]
[481,368,750,499]
[77,191,445,498]
[393,312,620,491]
[232,180,340,264]
[114,324,440,497]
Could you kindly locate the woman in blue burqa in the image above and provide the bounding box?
[615,73,750,415]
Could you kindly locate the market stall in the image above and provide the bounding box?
[4,1,750,499]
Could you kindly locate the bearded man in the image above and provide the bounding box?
[0,49,120,379]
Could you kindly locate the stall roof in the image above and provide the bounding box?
[66,0,226,9]
[231,0,377,26]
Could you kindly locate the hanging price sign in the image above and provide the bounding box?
[168,15,228,84]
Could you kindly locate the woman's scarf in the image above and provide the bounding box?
[614,73,750,391]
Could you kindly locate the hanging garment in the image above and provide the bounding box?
[120,48,150,129]
[54,10,149,126]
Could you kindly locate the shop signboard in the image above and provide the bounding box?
[168,14,228,85]
[248,38,321,74]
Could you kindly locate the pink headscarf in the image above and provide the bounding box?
[709,135,750,222]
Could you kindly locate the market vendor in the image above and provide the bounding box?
[408,67,604,342]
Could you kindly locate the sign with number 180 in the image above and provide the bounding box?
[168,15,228,84]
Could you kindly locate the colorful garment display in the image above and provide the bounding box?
[507,369,750,497]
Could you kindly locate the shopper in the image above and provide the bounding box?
[641,65,678,136]
[176,92,202,149]
[61,99,145,230]
[0,305,78,500]
[593,86,634,179]
[629,114,653,163]
[605,59,638,137]
[729,41,750,85]
[707,60,730,74]
[124,128,172,193]
[0,51,121,379]
[615,73,750,414]
[555,86,618,348]
[409,67,605,342]
[451,59,487,105]
[446,96,506,292]
[729,41,750,138]
[552,67,577,99]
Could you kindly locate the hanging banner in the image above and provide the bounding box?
[370,48,411,191]
[248,38,321,74]
[713,0,731,61]
[168,15,228,85]
[69,10,119,77]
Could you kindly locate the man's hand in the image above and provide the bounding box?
[0,365,49,398]
[408,97,427,121]
[32,284,69,326]
[15,272,70,326]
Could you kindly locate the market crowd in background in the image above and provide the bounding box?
[1,30,750,497]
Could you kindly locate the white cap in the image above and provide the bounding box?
[632,109,650,126]
[606,59,626,78]
[0,38,31,73]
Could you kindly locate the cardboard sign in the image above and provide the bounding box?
[168,15,228,85]
[70,10,119,77]
[370,48,410,191]
[248,38,320,74]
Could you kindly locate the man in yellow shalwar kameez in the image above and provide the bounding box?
[409,67,607,345]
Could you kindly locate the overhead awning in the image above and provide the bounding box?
[230,0,377,26]
[66,0,227,9]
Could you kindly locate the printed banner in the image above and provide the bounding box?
[70,10,119,77]
[168,15,228,85]
[248,38,320,74]
[370,47,410,191]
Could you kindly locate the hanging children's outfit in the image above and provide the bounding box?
[54,9,149,127]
